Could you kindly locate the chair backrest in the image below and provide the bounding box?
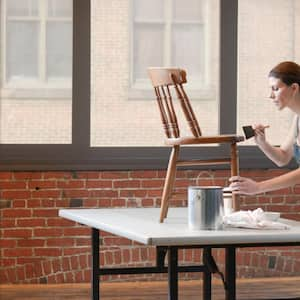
[148,67,202,139]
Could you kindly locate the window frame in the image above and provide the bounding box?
[0,0,290,171]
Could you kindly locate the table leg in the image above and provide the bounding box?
[168,247,178,300]
[225,246,236,300]
[202,248,212,300]
[91,228,100,300]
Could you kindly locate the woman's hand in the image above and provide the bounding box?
[229,176,260,195]
[252,124,268,146]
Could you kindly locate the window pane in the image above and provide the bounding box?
[133,24,164,82]
[48,0,72,18]
[6,21,39,80]
[133,0,164,20]
[47,21,72,78]
[237,0,299,146]
[91,0,220,147]
[0,1,72,144]
[7,0,39,17]
[173,0,204,21]
[172,24,204,81]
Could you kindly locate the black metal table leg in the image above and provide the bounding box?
[202,248,212,300]
[91,228,100,300]
[168,247,178,300]
[225,246,236,300]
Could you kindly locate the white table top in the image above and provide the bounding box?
[59,207,300,246]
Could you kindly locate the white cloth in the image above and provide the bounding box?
[223,208,290,230]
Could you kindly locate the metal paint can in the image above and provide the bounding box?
[188,186,224,230]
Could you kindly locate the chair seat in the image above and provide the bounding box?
[165,135,244,146]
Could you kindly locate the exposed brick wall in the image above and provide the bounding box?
[0,169,300,284]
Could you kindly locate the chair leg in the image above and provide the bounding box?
[159,146,180,223]
[230,143,239,211]
[163,163,178,219]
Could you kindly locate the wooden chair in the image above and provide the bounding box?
[148,67,244,223]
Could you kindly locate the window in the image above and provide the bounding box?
[1,0,72,99]
[130,0,217,100]
[0,0,239,170]
[0,0,72,144]
[90,0,220,147]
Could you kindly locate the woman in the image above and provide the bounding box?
[230,61,300,195]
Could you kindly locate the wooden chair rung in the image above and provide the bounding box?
[176,158,231,167]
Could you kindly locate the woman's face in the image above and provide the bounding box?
[268,76,295,110]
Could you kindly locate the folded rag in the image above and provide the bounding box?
[223,208,290,230]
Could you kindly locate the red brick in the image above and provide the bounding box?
[62,190,89,198]
[88,189,118,197]
[111,199,126,207]
[12,200,26,208]
[16,266,25,281]
[47,218,74,227]
[43,172,72,179]
[63,227,90,236]
[0,181,26,189]
[63,247,90,255]
[79,255,88,268]
[34,228,63,237]
[16,257,43,265]
[42,261,52,275]
[0,218,16,228]
[35,248,62,256]
[32,190,61,198]
[3,229,32,238]
[52,259,62,273]
[113,180,140,188]
[86,181,112,188]
[70,256,79,269]
[3,209,31,218]
[130,170,158,178]
[28,180,57,189]
[0,239,16,248]
[14,172,42,180]
[0,258,16,267]
[27,199,41,207]
[2,190,31,199]
[18,239,45,247]
[119,190,147,197]
[0,172,13,180]
[7,268,17,283]
[98,199,112,207]
[76,172,100,179]
[57,180,85,189]
[32,209,58,217]
[141,180,164,188]
[25,264,34,279]
[47,238,74,247]
[0,270,8,283]
[101,172,128,179]
[17,218,46,227]
[4,248,33,257]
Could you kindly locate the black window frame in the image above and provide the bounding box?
[0,0,293,171]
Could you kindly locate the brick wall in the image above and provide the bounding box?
[0,169,300,284]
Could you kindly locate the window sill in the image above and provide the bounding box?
[0,87,72,99]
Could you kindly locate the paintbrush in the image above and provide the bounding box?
[242,125,270,139]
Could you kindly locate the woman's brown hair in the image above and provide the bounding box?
[269,61,300,86]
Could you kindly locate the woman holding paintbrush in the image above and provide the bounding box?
[230,61,300,195]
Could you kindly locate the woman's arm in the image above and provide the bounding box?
[230,167,300,195]
[254,117,296,166]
